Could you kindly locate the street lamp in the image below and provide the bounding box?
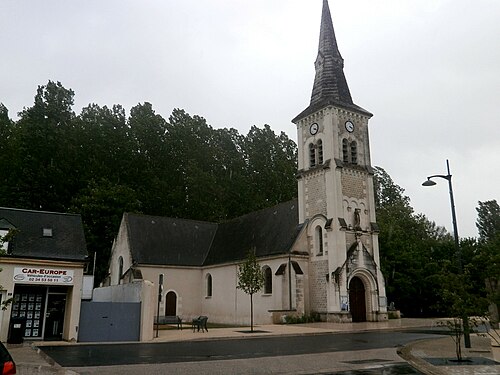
[422,159,471,348]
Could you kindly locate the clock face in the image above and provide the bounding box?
[310,123,319,135]
[345,121,354,133]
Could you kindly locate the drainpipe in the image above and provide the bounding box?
[288,253,292,311]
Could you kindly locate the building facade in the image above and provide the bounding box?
[0,208,88,342]
[292,0,387,322]
[105,0,387,328]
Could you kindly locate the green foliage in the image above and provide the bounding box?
[374,166,453,317]
[0,81,298,284]
[476,200,500,242]
[237,249,265,332]
[284,313,320,324]
[237,249,265,296]
[475,200,500,324]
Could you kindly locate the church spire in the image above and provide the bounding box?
[310,0,353,106]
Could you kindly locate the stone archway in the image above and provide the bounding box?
[165,291,177,316]
[349,277,366,322]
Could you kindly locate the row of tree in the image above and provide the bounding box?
[1,81,498,321]
[374,167,499,320]
[0,81,297,282]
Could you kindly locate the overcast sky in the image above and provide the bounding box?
[1,0,499,238]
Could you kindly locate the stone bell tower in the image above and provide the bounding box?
[292,0,387,322]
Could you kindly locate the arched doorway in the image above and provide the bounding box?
[165,291,177,316]
[349,277,366,322]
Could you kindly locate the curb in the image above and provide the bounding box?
[397,338,448,375]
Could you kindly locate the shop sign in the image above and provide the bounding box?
[13,267,74,285]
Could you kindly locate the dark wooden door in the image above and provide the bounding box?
[165,292,177,316]
[349,277,366,322]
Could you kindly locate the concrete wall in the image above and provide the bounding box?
[92,280,155,341]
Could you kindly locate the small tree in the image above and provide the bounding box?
[0,230,16,310]
[237,249,264,332]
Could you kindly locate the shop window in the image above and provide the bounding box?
[263,266,272,294]
[315,225,324,254]
[206,274,212,297]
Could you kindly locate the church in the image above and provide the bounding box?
[105,0,388,326]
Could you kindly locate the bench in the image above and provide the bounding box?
[192,316,208,332]
[155,315,183,330]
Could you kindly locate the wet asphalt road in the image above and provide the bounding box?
[39,331,434,368]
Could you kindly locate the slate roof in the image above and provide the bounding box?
[0,207,88,262]
[124,199,303,267]
[205,199,302,265]
[292,0,371,123]
[125,214,217,266]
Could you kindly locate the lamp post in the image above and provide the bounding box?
[422,159,470,348]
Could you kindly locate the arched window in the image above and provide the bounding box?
[309,143,316,167]
[263,266,272,294]
[118,256,123,283]
[315,226,324,254]
[351,141,358,164]
[317,140,323,164]
[206,274,212,297]
[342,139,349,163]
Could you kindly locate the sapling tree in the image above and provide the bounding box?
[237,249,264,332]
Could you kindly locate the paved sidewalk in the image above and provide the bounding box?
[6,318,500,374]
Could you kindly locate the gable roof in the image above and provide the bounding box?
[125,214,217,266]
[0,207,88,262]
[204,199,302,265]
[123,199,302,267]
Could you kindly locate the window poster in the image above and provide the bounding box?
[11,292,45,338]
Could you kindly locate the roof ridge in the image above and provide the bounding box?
[124,212,217,226]
[0,207,81,217]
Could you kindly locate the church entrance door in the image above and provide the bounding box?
[165,292,177,316]
[349,277,366,322]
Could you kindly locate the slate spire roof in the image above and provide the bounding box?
[293,0,371,122]
[310,0,352,107]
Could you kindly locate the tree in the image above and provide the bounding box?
[69,179,142,284]
[476,200,500,243]
[244,125,297,211]
[475,200,500,328]
[237,249,265,332]
[374,166,451,317]
[5,81,76,211]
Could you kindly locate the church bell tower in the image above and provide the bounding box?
[293,0,387,322]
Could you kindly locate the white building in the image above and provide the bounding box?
[0,208,88,342]
[106,0,388,326]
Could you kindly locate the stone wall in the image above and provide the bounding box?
[309,259,328,312]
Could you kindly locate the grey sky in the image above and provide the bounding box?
[1,0,499,237]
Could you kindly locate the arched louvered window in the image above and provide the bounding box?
[309,143,316,167]
[317,140,323,164]
[342,139,349,163]
[351,141,358,164]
